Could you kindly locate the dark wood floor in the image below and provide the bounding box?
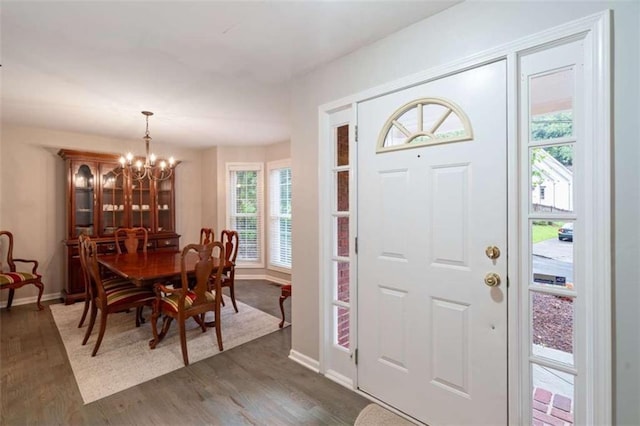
[0,280,369,425]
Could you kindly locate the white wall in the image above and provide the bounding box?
[0,124,204,303]
[290,2,639,424]
[201,146,218,232]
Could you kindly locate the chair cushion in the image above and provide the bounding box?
[160,290,215,313]
[105,286,155,307]
[103,277,136,292]
[0,272,40,286]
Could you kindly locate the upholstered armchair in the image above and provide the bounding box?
[0,230,44,310]
[149,242,225,366]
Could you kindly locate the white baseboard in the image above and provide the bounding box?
[0,292,61,309]
[325,369,354,389]
[288,349,320,373]
[235,274,290,285]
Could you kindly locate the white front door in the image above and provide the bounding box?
[357,60,508,425]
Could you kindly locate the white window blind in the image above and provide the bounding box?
[227,163,263,266]
[268,161,292,270]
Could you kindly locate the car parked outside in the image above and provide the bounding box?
[558,222,573,241]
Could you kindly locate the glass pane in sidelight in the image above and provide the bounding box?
[531,364,575,425]
[334,305,350,349]
[531,220,574,290]
[530,68,574,142]
[336,124,349,167]
[336,171,349,211]
[335,217,349,257]
[334,261,350,303]
[531,292,574,366]
[530,145,574,214]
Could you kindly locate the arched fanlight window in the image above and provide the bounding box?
[377,97,473,153]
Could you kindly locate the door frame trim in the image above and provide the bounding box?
[317,10,611,424]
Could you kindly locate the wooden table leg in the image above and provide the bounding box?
[279,284,291,328]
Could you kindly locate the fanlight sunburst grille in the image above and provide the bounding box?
[377,97,473,153]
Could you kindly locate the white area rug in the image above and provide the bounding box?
[50,296,285,404]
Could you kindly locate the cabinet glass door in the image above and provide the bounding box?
[100,164,127,235]
[131,177,153,231]
[73,164,96,237]
[155,177,174,233]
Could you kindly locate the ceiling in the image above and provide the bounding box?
[1,1,459,148]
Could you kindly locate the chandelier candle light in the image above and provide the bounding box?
[119,111,175,181]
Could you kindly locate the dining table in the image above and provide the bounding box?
[98,250,230,287]
[98,250,232,328]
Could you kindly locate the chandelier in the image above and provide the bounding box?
[118,111,175,181]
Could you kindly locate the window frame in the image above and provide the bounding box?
[267,159,292,273]
[226,162,264,268]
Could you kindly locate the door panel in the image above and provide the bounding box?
[357,60,507,425]
[431,164,469,267]
[379,169,410,259]
[378,286,409,370]
[431,297,470,395]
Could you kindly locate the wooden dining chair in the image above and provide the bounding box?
[81,238,155,356]
[219,230,239,312]
[114,227,148,254]
[0,230,44,311]
[77,234,139,328]
[149,242,225,366]
[199,228,215,244]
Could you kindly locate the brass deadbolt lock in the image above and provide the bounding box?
[485,246,501,260]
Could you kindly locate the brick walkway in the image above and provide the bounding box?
[532,387,574,425]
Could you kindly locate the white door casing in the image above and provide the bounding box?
[357,60,508,425]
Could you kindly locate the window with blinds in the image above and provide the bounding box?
[227,163,264,267]
[268,160,292,270]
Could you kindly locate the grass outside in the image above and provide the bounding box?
[532,222,562,244]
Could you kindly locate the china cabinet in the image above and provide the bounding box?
[59,149,180,304]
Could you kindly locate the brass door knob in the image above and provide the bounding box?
[484,272,501,287]
[485,246,501,260]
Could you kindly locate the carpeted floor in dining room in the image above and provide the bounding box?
[0,280,370,425]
